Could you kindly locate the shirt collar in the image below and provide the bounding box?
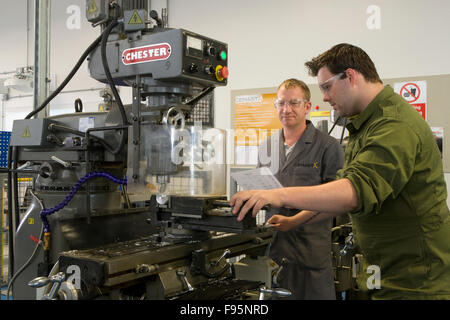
[346,85,393,134]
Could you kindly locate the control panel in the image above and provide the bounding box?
[183,31,228,85]
[89,28,228,87]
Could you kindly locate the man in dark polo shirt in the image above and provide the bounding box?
[231,44,450,299]
[258,78,344,299]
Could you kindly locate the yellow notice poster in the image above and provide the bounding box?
[234,93,280,147]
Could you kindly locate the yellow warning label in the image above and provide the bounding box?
[28,218,34,225]
[128,10,144,25]
[22,126,31,138]
[88,0,98,14]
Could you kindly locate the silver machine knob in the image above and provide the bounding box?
[28,272,66,300]
[258,286,291,300]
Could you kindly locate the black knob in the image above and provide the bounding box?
[189,63,198,73]
[204,65,214,75]
[206,46,216,56]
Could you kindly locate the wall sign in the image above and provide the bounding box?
[394,81,427,120]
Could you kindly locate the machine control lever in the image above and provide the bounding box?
[29,272,66,300]
[190,249,231,278]
[340,232,354,256]
[51,155,72,168]
[212,249,230,266]
[176,270,194,292]
[28,276,51,288]
[17,161,33,170]
[272,258,288,286]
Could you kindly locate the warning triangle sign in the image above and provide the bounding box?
[22,126,31,138]
[88,0,98,14]
[128,10,144,25]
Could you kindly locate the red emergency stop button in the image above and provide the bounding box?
[215,65,229,81]
[220,66,229,79]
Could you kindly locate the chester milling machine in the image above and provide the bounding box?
[6,0,282,300]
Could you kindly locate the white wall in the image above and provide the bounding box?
[166,0,450,131]
[1,0,450,202]
[2,1,450,128]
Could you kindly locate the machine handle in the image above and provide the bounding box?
[51,155,72,168]
[339,232,354,256]
[212,249,230,266]
[258,286,292,300]
[29,272,66,300]
[176,270,195,292]
[191,249,231,278]
[28,276,51,288]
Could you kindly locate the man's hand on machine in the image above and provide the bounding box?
[230,189,282,221]
[265,215,296,231]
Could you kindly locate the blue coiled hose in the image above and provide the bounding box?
[40,171,127,233]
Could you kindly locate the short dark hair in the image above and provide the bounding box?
[305,43,382,83]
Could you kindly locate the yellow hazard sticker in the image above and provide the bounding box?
[28,218,34,225]
[128,10,144,25]
[88,0,98,14]
[22,126,31,138]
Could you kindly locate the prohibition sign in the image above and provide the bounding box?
[400,83,421,103]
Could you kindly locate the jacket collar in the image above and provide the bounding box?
[281,120,314,145]
[280,120,315,170]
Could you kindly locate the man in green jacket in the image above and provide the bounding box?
[231,43,450,299]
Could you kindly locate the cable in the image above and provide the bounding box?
[39,171,127,233]
[26,18,128,150]
[7,172,126,299]
[25,32,105,119]
[100,20,126,123]
[12,149,19,248]
[6,190,44,300]
[182,86,215,122]
[339,118,348,144]
[0,167,40,174]
[48,123,115,153]
[6,146,14,279]
[328,116,341,135]
[6,147,20,282]
[100,19,129,155]
[183,87,214,106]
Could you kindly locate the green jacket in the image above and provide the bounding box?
[337,85,450,299]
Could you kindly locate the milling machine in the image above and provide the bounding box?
[7,0,277,300]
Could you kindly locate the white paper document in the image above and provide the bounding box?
[231,167,283,190]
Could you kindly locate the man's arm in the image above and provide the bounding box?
[231,178,358,221]
[265,135,346,231]
[267,210,336,231]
